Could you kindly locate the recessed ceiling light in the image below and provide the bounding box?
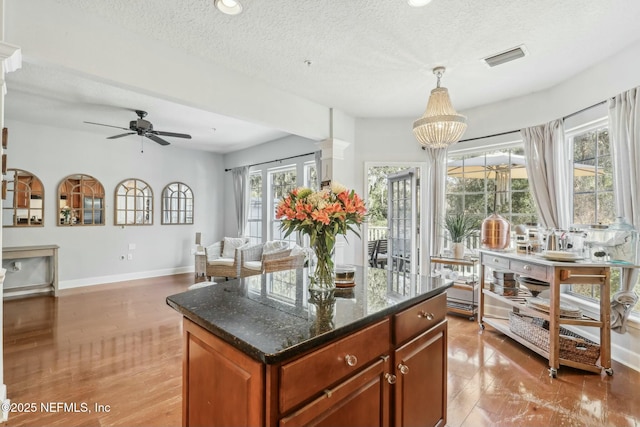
[214,0,243,15]
[408,0,433,7]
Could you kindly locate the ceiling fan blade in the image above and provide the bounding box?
[146,134,170,146]
[84,121,130,131]
[107,132,136,139]
[152,130,192,139]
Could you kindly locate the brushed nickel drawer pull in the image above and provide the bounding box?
[493,258,499,263]
[324,389,333,398]
[418,311,434,320]
[524,265,531,271]
[345,354,358,367]
[398,363,410,375]
[385,373,397,384]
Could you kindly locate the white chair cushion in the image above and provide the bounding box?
[222,237,246,258]
[243,261,263,271]
[205,243,221,262]
[263,240,290,254]
[209,258,235,266]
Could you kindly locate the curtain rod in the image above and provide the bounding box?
[224,151,317,172]
[457,100,608,143]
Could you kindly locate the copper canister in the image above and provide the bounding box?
[481,213,511,250]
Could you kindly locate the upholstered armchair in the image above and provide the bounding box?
[239,241,305,277]
[204,237,250,279]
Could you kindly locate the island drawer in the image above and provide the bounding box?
[393,292,446,345]
[279,318,390,414]
[509,259,550,282]
[482,254,510,270]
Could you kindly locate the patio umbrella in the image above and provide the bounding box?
[447,153,601,207]
[447,153,600,179]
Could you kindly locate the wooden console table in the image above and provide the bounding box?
[478,250,613,378]
[2,245,59,297]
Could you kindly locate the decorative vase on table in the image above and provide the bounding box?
[452,242,465,259]
[275,182,366,292]
[308,288,336,335]
[308,235,336,291]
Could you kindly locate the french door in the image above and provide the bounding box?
[387,168,419,275]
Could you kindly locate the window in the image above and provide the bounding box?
[115,179,153,225]
[567,122,639,313]
[446,148,538,229]
[161,182,193,225]
[572,124,614,225]
[269,166,297,243]
[304,162,318,190]
[247,171,263,245]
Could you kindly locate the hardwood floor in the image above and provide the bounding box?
[2,273,639,426]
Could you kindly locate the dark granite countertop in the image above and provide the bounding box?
[167,266,451,364]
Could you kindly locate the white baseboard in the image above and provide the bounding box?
[58,266,193,290]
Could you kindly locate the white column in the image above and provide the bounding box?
[0,0,23,418]
[316,137,352,265]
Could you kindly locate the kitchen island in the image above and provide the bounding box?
[167,266,451,427]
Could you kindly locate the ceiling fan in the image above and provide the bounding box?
[84,110,192,146]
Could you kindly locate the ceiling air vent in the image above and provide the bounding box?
[483,46,526,67]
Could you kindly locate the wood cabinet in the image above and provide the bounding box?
[478,250,613,378]
[394,322,447,427]
[180,291,447,427]
[280,356,390,427]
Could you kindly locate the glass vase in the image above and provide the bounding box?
[308,237,336,292]
[308,289,336,335]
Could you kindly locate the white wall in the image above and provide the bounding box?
[2,119,223,289]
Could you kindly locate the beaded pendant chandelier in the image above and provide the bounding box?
[413,67,467,149]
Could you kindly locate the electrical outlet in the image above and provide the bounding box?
[127,253,133,260]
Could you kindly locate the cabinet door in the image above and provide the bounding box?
[183,319,264,427]
[394,321,447,427]
[280,357,390,427]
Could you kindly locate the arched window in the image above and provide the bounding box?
[115,179,153,225]
[57,174,105,226]
[3,168,44,227]
[161,182,193,224]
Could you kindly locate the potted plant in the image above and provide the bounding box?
[443,212,479,259]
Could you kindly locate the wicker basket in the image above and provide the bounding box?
[508,311,600,365]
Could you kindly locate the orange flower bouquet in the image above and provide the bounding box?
[276,182,366,290]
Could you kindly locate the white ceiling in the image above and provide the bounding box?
[5,0,640,152]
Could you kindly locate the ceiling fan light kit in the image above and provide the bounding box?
[84,110,192,147]
[413,66,467,149]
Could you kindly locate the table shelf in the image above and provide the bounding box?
[478,250,613,378]
[431,255,478,320]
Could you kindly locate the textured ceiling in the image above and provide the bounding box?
[5,0,640,152]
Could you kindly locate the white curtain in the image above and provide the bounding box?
[423,147,448,274]
[232,166,250,237]
[521,119,571,230]
[608,87,640,334]
[314,150,322,190]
